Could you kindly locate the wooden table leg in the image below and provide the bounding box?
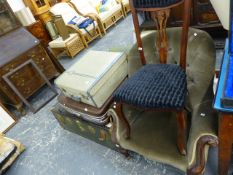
[219,114,233,175]
[176,110,187,155]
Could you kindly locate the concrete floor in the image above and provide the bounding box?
[4,15,227,175]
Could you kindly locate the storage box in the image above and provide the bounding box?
[51,103,122,152]
[55,50,127,108]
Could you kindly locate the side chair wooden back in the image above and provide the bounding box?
[130,0,191,69]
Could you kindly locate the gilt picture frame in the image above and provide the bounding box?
[0,103,16,133]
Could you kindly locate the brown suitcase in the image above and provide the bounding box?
[57,94,113,126]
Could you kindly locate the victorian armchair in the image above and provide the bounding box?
[108,27,218,175]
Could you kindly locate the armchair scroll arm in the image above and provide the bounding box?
[187,135,218,175]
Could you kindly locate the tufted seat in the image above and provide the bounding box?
[133,0,182,8]
[114,64,187,109]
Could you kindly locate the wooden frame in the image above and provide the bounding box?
[2,59,58,113]
[0,102,16,133]
[110,102,187,155]
[129,0,190,69]
[0,0,21,37]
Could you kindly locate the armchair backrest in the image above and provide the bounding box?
[70,0,98,15]
[50,2,85,24]
[88,0,119,13]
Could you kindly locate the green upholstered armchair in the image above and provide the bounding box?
[108,27,218,174]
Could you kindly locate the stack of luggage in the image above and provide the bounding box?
[52,50,128,150]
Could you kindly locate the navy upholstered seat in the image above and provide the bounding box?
[133,0,182,8]
[114,64,187,109]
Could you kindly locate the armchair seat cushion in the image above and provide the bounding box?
[109,4,122,14]
[71,0,98,15]
[50,2,82,24]
[98,4,121,20]
[99,11,112,21]
[49,33,78,48]
[114,64,187,109]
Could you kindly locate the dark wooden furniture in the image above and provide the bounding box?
[0,0,21,36]
[0,28,60,113]
[26,20,65,74]
[214,40,233,175]
[26,20,51,47]
[111,0,191,156]
[3,59,58,113]
[0,0,60,114]
[141,0,226,39]
[169,0,220,27]
[218,113,233,175]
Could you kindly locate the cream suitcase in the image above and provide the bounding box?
[55,50,127,108]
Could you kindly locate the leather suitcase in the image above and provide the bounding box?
[51,103,125,152]
[55,50,127,108]
[57,94,113,126]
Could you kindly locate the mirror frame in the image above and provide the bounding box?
[0,102,17,133]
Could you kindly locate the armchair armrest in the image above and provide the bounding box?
[66,24,88,47]
[66,24,82,34]
[187,97,218,174]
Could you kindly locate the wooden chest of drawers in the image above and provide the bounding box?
[0,27,59,113]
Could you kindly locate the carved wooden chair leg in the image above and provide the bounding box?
[176,110,187,155]
[113,102,131,139]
